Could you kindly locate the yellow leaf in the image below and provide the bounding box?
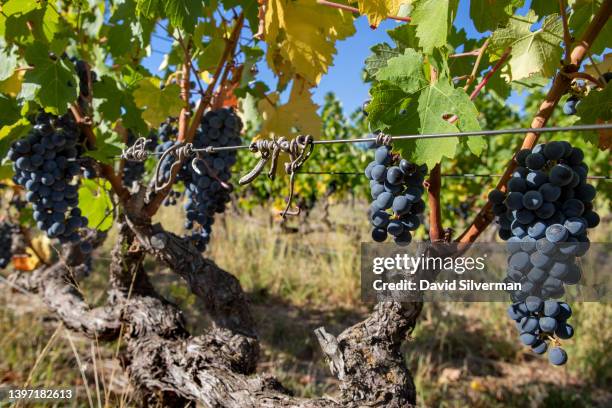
[0,70,23,96]
[350,0,406,28]
[258,79,322,140]
[200,70,213,84]
[133,77,184,126]
[264,0,355,85]
[30,234,52,264]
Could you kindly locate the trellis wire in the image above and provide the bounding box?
[195,123,612,154]
[120,123,612,160]
[295,171,612,180]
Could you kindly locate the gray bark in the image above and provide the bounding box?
[7,213,420,407]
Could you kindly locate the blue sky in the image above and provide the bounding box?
[142,0,529,115]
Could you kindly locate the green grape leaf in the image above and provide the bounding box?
[106,23,132,57]
[576,82,612,123]
[569,0,611,56]
[0,164,14,180]
[92,75,124,121]
[470,0,513,32]
[22,42,79,113]
[136,0,162,16]
[375,49,428,94]
[387,24,419,50]
[364,43,401,81]
[163,0,203,33]
[224,0,259,33]
[0,43,18,81]
[410,0,459,53]
[83,128,124,165]
[410,81,482,166]
[490,11,563,81]
[367,81,419,135]
[0,118,31,161]
[132,77,183,126]
[196,37,226,71]
[0,94,21,126]
[0,0,59,44]
[530,0,559,17]
[485,68,512,104]
[78,180,114,232]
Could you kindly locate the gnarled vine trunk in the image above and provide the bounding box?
[8,191,421,407]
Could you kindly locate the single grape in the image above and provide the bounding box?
[548,347,568,365]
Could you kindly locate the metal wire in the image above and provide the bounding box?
[296,171,612,180]
[193,123,612,153]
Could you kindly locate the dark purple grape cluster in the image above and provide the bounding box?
[0,221,15,269]
[488,140,599,365]
[507,297,573,365]
[365,145,427,245]
[154,109,241,251]
[8,112,89,247]
[182,108,241,251]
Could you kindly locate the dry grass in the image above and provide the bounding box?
[1,200,611,407]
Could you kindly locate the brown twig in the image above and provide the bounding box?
[446,48,511,124]
[449,49,482,58]
[426,164,444,241]
[463,38,490,91]
[457,0,612,243]
[469,47,511,100]
[562,71,605,87]
[316,0,411,22]
[559,0,572,64]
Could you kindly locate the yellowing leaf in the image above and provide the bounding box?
[258,79,321,140]
[0,70,23,96]
[583,53,612,78]
[30,234,52,264]
[350,0,405,28]
[13,254,38,271]
[264,0,355,85]
[133,77,183,126]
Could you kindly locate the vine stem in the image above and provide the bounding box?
[316,0,411,23]
[457,0,612,244]
[468,47,512,100]
[449,49,482,58]
[143,13,244,217]
[463,38,490,91]
[559,0,572,64]
[426,164,444,241]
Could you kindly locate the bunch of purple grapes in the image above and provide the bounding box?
[0,221,15,269]
[154,109,241,251]
[365,144,427,244]
[182,108,241,251]
[507,297,574,365]
[488,140,599,365]
[8,112,89,248]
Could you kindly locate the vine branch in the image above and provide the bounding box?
[463,38,490,91]
[316,0,412,23]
